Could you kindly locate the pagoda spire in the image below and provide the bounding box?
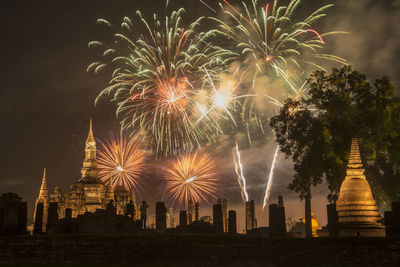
[80,119,99,181]
[86,119,96,145]
[34,168,49,232]
[38,168,49,199]
[346,138,366,180]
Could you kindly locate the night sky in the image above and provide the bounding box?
[1,0,399,231]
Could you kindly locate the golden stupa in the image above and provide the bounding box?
[336,138,385,237]
[301,210,321,237]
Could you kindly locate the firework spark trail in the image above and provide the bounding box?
[262,145,279,209]
[234,143,249,202]
[233,148,245,202]
[199,0,217,13]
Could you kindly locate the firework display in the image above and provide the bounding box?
[97,134,146,193]
[160,151,220,207]
[213,0,347,88]
[89,0,347,209]
[89,8,236,156]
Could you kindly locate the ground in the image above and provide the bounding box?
[1,234,399,266]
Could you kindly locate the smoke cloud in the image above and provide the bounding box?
[323,0,400,88]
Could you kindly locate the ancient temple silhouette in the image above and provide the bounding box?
[33,120,138,229]
[336,138,385,237]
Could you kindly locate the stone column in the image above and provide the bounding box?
[179,210,187,229]
[228,210,237,234]
[64,208,73,234]
[269,203,286,237]
[18,202,27,235]
[327,204,339,236]
[33,202,44,235]
[245,200,255,233]
[213,204,223,233]
[385,202,400,237]
[156,202,167,232]
[46,202,58,233]
[187,200,193,224]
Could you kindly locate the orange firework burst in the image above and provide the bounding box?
[161,151,219,207]
[97,134,146,192]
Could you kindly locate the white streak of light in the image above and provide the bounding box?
[262,145,279,208]
[235,143,249,202]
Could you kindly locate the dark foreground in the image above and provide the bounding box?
[0,234,399,266]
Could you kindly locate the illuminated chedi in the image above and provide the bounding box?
[301,211,321,237]
[336,138,385,237]
[33,121,138,228]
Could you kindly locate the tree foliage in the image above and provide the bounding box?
[271,66,400,205]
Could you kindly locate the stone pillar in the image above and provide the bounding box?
[187,200,193,224]
[33,202,44,235]
[384,210,393,237]
[393,202,400,237]
[213,204,223,233]
[385,202,400,237]
[156,202,167,232]
[179,210,187,228]
[327,204,339,237]
[269,203,286,237]
[278,196,286,236]
[46,202,58,233]
[228,210,237,234]
[218,199,228,232]
[245,200,255,233]
[17,202,27,235]
[64,208,73,234]
[195,202,200,221]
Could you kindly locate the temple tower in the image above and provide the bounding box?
[74,120,105,213]
[336,138,385,237]
[81,119,98,181]
[34,168,49,232]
